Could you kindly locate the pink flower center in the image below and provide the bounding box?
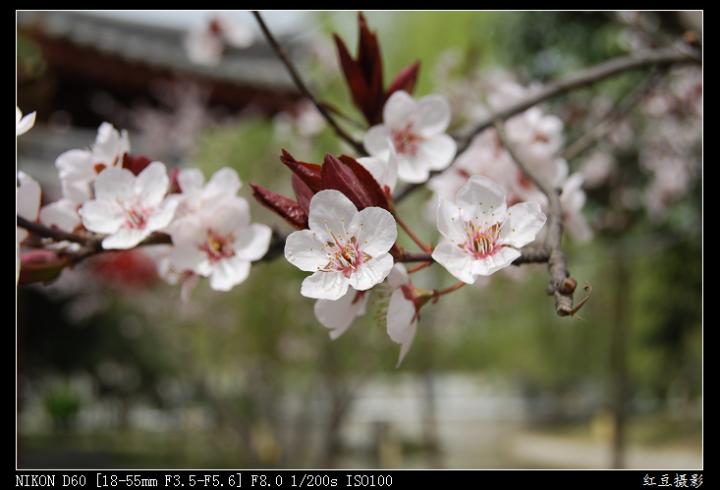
[391,123,424,157]
[462,221,502,259]
[200,229,236,263]
[322,234,370,279]
[125,207,150,230]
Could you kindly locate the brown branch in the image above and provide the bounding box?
[393,45,701,203]
[17,216,91,246]
[252,11,366,155]
[494,122,579,317]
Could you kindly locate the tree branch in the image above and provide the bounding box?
[494,122,579,317]
[393,45,701,203]
[252,11,366,155]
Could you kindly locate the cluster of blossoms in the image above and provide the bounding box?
[16,111,271,297]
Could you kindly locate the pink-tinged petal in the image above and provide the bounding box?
[39,199,80,232]
[55,149,93,178]
[499,202,546,248]
[396,155,430,183]
[146,198,178,232]
[102,227,149,250]
[17,172,41,221]
[348,253,393,291]
[79,199,124,234]
[471,246,522,276]
[432,240,475,284]
[205,167,242,198]
[93,122,129,165]
[301,271,349,300]
[234,223,272,262]
[364,125,391,156]
[16,109,36,136]
[94,167,135,201]
[307,190,358,243]
[180,274,200,303]
[383,90,416,129]
[436,198,466,243]
[314,288,368,339]
[170,242,206,272]
[136,161,169,206]
[387,288,417,367]
[418,134,457,171]
[386,263,409,289]
[284,229,328,272]
[208,256,251,291]
[178,168,205,193]
[350,207,397,257]
[456,176,507,226]
[413,95,451,137]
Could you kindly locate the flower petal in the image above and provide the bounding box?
[284,229,328,272]
[499,201,547,248]
[178,168,205,193]
[418,134,456,171]
[471,246,522,276]
[39,199,80,232]
[146,198,179,232]
[79,199,124,234]
[136,161,169,206]
[94,167,135,202]
[436,198,466,243]
[102,227,149,250]
[396,155,430,183]
[413,95,451,137]
[383,90,416,129]
[234,223,272,262]
[307,190,357,242]
[357,153,397,192]
[314,288,368,339]
[205,167,242,198]
[432,240,475,284]
[348,253,393,291]
[386,263,409,289]
[456,176,507,227]
[208,256,251,291]
[364,125,391,156]
[17,172,41,221]
[350,207,397,257]
[387,288,418,367]
[301,271,349,300]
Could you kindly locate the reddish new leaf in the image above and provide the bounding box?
[122,153,153,176]
[322,154,381,211]
[251,183,308,230]
[357,13,384,121]
[386,60,421,98]
[280,149,323,193]
[338,155,390,210]
[291,174,314,215]
[18,250,68,285]
[334,34,371,119]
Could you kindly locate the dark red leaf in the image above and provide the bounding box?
[333,34,371,119]
[168,168,182,194]
[338,155,390,210]
[291,174,314,215]
[386,60,421,98]
[280,149,323,193]
[321,154,384,211]
[122,153,153,176]
[357,12,384,114]
[251,183,308,229]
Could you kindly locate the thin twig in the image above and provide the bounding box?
[494,122,579,317]
[252,11,366,155]
[17,216,91,246]
[393,45,701,203]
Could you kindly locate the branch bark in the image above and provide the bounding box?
[252,11,366,155]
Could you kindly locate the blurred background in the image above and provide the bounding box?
[16,11,701,469]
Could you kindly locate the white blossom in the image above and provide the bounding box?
[432,176,546,283]
[364,91,457,184]
[284,190,397,300]
[79,162,177,250]
[385,264,418,367]
[16,106,36,136]
[314,289,369,340]
[17,172,41,281]
[169,197,271,292]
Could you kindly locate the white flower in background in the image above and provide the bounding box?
[185,16,254,66]
[284,190,397,300]
[364,91,457,183]
[79,162,177,250]
[385,264,418,367]
[171,167,243,225]
[579,150,616,188]
[144,244,200,302]
[169,197,271,291]
[40,198,81,233]
[432,176,546,283]
[314,289,369,340]
[17,172,41,281]
[16,106,36,136]
[55,122,130,204]
[560,174,592,243]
